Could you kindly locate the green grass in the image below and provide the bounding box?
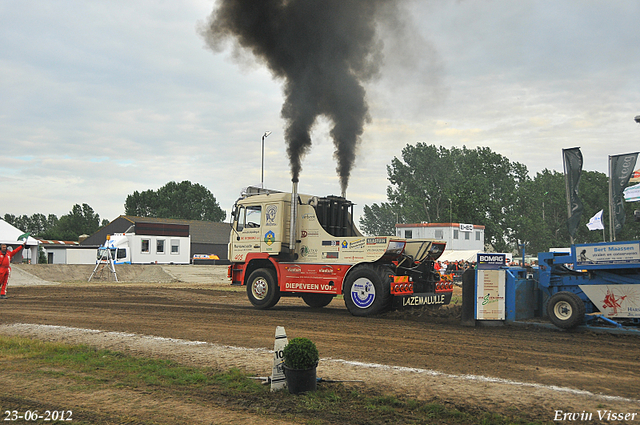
[0,335,550,425]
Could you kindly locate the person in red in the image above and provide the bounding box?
[0,242,25,299]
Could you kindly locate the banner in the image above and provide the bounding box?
[586,210,604,231]
[623,183,640,202]
[563,147,584,238]
[610,153,639,235]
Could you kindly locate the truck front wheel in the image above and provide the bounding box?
[547,291,585,329]
[246,268,280,309]
[343,264,392,317]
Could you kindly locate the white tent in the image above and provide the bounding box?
[438,250,513,264]
[0,219,40,264]
[438,250,481,263]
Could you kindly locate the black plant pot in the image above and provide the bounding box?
[283,364,317,394]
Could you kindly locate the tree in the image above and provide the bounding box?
[42,204,102,241]
[125,181,226,222]
[381,144,529,252]
[3,213,59,237]
[515,169,640,254]
[4,206,106,242]
[358,202,400,236]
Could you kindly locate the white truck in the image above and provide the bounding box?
[228,183,453,316]
[98,222,191,265]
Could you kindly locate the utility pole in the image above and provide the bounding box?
[261,131,272,188]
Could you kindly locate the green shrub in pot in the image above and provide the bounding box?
[282,337,319,370]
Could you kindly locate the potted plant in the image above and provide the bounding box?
[282,337,319,394]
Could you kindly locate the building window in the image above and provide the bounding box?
[476,231,481,241]
[453,230,459,239]
[141,239,150,253]
[157,239,165,254]
[171,239,180,254]
[435,230,443,239]
[465,232,470,240]
[405,230,413,239]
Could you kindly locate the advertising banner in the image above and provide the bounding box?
[563,147,584,238]
[477,253,506,270]
[610,153,639,235]
[579,285,640,318]
[575,241,640,266]
[623,183,640,202]
[476,269,505,320]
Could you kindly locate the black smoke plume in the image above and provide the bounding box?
[200,0,396,195]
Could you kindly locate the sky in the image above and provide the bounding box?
[1,0,639,224]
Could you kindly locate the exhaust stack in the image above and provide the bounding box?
[289,179,299,258]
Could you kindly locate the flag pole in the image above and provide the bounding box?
[608,155,614,242]
[563,150,574,245]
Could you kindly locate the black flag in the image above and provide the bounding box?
[610,152,639,236]
[563,147,584,238]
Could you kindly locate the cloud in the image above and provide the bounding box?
[1,0,639,226]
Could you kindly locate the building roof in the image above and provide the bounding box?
[38,240,80,246]
[80,215,231,246]
[396,222,486,230]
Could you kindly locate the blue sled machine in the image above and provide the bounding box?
[463,240,640,331]
[539,240,640,329]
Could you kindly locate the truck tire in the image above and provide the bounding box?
[343,264,392,317]
[246,268,280,309]
[547,291,585,329]
[302,293,334,308]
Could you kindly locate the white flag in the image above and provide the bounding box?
[586,209,604,231]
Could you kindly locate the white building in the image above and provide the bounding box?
[395,222,485,262]
[39,240,97,264]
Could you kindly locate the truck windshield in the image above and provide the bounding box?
[96,248,117,260]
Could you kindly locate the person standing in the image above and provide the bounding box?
[0,242,25,299]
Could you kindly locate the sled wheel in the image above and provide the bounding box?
[343,264,392,317]
[547,291,585,329]
[246,268,280,309]
[302,293,334,308]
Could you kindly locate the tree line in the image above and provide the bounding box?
[3,181,226,242]
[359,143,640,254]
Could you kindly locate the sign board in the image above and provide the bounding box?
[574,241,640,266]
[459,223,473,232]
[580,285,640,318]
[477,253,506,270]
[270,326,288,391]
[476,269,506,320]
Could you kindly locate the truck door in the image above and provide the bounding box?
[230,205,263,262]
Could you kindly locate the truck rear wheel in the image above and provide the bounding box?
[246,268,280,309]
[547,291,585,329]
[302,293,334,308]
[343,264,392,317]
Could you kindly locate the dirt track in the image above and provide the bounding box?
[2,265,640,422]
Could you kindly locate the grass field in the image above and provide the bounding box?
[0,336,548,425]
